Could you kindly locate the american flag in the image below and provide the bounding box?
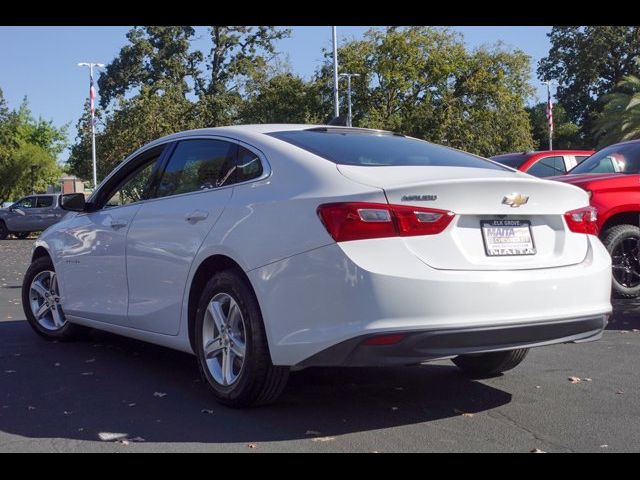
[89,72,96,116]
[546,86,554,135]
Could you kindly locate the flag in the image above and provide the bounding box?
[546,87,554,135]
[89,73,96,116]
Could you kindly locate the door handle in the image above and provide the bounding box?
[110,219,128,229]
[185,210,209,223]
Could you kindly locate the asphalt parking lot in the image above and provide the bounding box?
[1,238,639,452]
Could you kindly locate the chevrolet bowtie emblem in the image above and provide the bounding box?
[502,193,529,208]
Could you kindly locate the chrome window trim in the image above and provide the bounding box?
[88,132,272,210]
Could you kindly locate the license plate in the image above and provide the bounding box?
[480,220,536,256]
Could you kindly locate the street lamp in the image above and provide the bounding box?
[78,62,105,189]
[332,26,340,118]
[339,73,360,127]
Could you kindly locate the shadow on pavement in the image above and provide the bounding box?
[0,319,511,444]
[608,298,640,331]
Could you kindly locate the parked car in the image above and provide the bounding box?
[0,194,66,240]
[22,125,612,407]
[1,202,14,209]
[550,139,640,298]
[490,150,595,177]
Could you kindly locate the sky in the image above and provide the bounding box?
[0,26,552,162]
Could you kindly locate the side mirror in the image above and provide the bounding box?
[60,193,87,212]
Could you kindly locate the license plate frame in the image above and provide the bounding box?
[480,219,536,257]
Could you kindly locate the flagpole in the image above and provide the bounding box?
[332,26,339,118]
[544,81,554,151]
[78,62,105,189]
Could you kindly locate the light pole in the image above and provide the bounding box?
[332,26,339,118]
[340,73,360,127]
[78,62,105,189]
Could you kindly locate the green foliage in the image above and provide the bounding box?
[526,102,585,150]
[314,27,534,157]
[538,26,640,137]
[593,74,640,148]
[0,93,66,203]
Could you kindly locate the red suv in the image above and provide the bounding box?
[491,150,595,177]
[551,140,640,298]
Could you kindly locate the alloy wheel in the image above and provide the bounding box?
[29,270,66,330]
[611,235,640,288]
[202,292,247,386]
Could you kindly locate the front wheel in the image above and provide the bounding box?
[452,348,529,378]
[22,256,87,340]
[602,224,640,298]
[195,269,289,407]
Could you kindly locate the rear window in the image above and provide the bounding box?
[268,129,507,171]
[489,153,531,169]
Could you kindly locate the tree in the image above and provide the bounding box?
[312,27,534,156]
[526,102,584,150]
[0,143,61,203]
[538,26,640,137]
[593,74,640,148]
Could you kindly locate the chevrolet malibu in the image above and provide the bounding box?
[22,125,612,407]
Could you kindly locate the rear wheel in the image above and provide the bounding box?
[603,224,640,298]
[0,221,8,240]
[452,348,529,377]
[15,232,30,240]
[22,256,87,340]
[195,269,289,407]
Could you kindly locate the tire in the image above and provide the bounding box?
[15,232,30,240]
[195,269,289,407]
[452,348,529,378]
[0,221,8,240]
[602,224,640,298]
[22,256,87,341]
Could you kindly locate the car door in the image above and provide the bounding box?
[125,137,241,335]
[6,196,37,231]
[56,146,166,325]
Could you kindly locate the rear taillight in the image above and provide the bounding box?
[564,206,598,235]
[317,202,455,242]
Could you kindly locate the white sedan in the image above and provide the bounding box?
[23,125,612,407]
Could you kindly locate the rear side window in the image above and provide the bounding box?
[575,155,590,164]
[527,156,566,177]
[36,196,54,208]
[156,140,238,198]
[236,146,264,183]
[268,130,507,171]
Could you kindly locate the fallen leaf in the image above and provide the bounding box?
[118,439,130,445]
[535,385,541,389]
[201,409,214,414]
[312,436,336,442]
[85,358,96,363]
[600,444,608,448]
[530,448,546,453]
[54,363,61,367]
[63,411,72,415]
[131,436,146,442]
[153,392,167,398]
[81,372,94,376]
[98,432,128,442]
[128,403,136,407]
[391,406,399,411]
[616,390,624,395]
[583,378,593,382]
[13,353,21,357]
[4,370,16,374]
[78,428,84,432]
[27,406,36,410]
[305,430,321,436]
[568,376,581,384]
[247,443,257,449]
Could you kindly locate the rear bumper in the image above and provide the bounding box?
[298,314,608,367]
[248,235,612,366]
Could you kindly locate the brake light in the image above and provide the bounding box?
[564,206,598,235]
[317,202,455,242]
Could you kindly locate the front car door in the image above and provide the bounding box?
[57,146,166,326]
[125,137,247,335]
[34,195,62,230]
[6,196,38,231]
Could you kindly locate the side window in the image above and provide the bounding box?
[104,155,161,208]
[14,197,36,209]
[575,155,590,164]
[236,146,264,183]
[527,156,566,177]
[156,140,237,199]
[36,196,54,208]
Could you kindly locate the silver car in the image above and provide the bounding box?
[0,194,66,240]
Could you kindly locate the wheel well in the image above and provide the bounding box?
[187,255,251,352]
[601,212,640,235]
[32,246,51,262]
